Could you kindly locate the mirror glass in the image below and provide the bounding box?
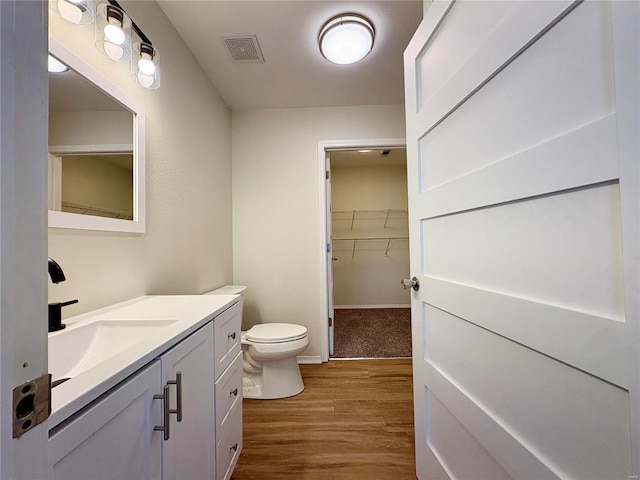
[48,40,145,233]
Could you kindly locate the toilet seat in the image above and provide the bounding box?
[245,323,307,343]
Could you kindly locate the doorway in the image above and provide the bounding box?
[325,146,411,359]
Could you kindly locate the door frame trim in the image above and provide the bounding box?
[317,138,406,362]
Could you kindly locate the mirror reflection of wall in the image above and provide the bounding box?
[48,54,135,221]
[48,153,134,220]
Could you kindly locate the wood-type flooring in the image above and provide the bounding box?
[231,359,415,480]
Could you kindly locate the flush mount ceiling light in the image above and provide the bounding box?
[319,13,375,65]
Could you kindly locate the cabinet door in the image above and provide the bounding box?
[48,361,162,480]
[161,322,215,480]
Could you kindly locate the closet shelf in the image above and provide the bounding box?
[332,236,409,258]
[61,201,133,220]
[332,208,408,230]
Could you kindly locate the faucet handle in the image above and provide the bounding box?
[48,299,79,332]
[59,299,79,308]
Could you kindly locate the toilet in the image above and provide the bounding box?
[205,285,309,399]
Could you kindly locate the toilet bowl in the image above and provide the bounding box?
[205,286,309,400]
[242,323,309,399]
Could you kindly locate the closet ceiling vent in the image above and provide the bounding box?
[221,34,265,63]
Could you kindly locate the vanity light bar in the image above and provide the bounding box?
[106,0,152,46]
[51,0,160,89]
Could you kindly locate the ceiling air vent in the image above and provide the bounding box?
[221,34,265,63]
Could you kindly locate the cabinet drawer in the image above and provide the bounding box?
[215,406,242,480]
[214,352,242,434]
[214,301,242,378]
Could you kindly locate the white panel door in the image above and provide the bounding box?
[404,1,639,478]
[326,153,335,355]
[161,323,215,480]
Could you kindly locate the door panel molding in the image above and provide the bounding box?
[423,277,630,387]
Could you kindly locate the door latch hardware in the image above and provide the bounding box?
[401,277,420,292]
[13,374,51,438]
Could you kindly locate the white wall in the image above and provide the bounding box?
[232,105,406,359]
[48,1,233,316]
[49,111,132,146]
[61,154,133,217]
[331,165,410,307]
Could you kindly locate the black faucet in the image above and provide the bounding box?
[48,257,78,332]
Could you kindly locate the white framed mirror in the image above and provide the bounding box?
[48,39,145,233]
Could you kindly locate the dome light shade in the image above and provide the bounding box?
[50,0,94,25]
[95,3,132,62]
[132,42,161,89]
[319,14,374,65]
[48,55,68,73]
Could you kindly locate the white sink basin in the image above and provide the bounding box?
[49,319,177,382]
[47,294,240,429]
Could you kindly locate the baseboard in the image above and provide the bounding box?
[297,355,322,364]
[334,304,411,309]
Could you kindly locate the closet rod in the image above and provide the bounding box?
[333,236,409,241]
[333,208,408,214]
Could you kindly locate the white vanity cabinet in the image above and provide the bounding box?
[48,361,163,480]
[160,321,215,480]
[48,298,243,480]
[212,302,243,480]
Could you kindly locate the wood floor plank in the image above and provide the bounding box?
[231,359,415,480]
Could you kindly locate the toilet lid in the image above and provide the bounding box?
[246,323,307,343]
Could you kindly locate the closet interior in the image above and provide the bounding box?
[329,148,411,358]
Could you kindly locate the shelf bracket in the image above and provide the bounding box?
[384,238,391,256]
[383,209,391,229]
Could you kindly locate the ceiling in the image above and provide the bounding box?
[49,66,129,112]
[157,1,423,110]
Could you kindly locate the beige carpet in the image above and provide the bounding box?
[332,308,412,358]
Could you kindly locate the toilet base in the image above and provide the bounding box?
[242,356,304,399]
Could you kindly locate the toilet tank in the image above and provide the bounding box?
[204,285,247,296]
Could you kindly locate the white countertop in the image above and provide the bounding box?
[48,294,239,429]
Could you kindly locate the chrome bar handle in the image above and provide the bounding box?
[153,384,171,441]
[167,372,183,422]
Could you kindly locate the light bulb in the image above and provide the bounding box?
[138,57,156,75]
[57,0,83,24]
[104,23,125,45]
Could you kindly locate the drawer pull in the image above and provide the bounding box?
[167,372,183,422]
[230,443,239,452]
[230,388,238,397]
[228,332,236,340]
[153,384,171,441]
